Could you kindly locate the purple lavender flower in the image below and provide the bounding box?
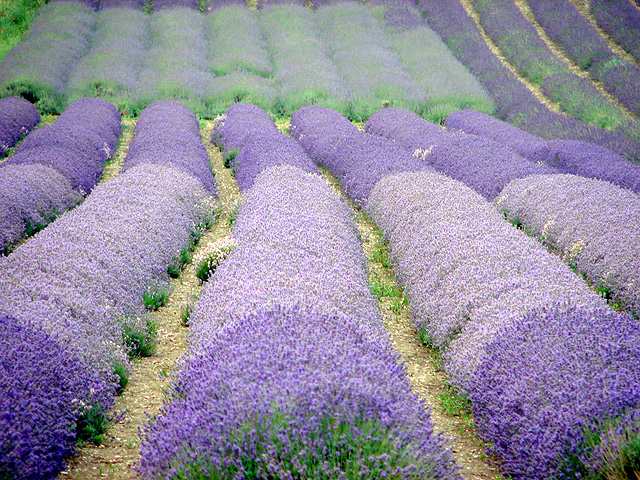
[139,305,462,479]
[0,96,40,157]
[591,0,640,65]
[212,102,280,153]
[152,0,200,10]
[468,304,640,479]
[496,173,640,318]
[0,314,115,479]
[98,0,145,8]
[366,108,449,152]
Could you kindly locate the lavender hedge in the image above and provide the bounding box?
[98,0,145,8]
[211,102,280,154]
[0,2,96,113]
[315,1,425,121]
[0,314,114,479]
[0,96,40,157]
[260,4,348,117]
[468,304,640,479]
[123,100,217,194]
[496,173,640,318]
[152,0,200,10]
[290,105,429,206]
[366,107,449,151]
[364,171,605,387]
[528,0,640,116]
[591,0,640,65]
[418,0,640,161]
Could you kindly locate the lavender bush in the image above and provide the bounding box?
[98,0,145,8]
[260,4,348,117]
[591,0,640,65]
[139,305,461,480]
[315,1,425,121]
[211,102,280,154]
[366,107,449,152]
[0,163,83,254]
[364,171,605,389]
[0,314,114,479]
[0,96,40,156]
[0,2,96,113]
[123,100,217,194]
[152,0,200,10]
[496,173,640,317]
[468,304,640,479]
[49,0,98,10]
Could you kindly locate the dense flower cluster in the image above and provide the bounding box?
[124,100,217,194]
[189,164,381,345]
[496,173,640,317]
[365,171,605,388]
[212,101,279,153]
[139,305,461,480]
[0,314,113,479]
[0,96,40,156]
[468,304,640,479]
[366,107,449,151]
[0,2,96,114]
[290,105,428,205]
[591,0,640,65]
[527,0,640,116]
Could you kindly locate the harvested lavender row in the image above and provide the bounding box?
[418,0,640,160]
[376,4,495,122]
[0,2,96,114]
[135,8,214,116]
[66,7,149,112]
[591,0,640,64]
[123,100,217,194]
[468,305,640,479]
[8,97,122,193]
[211,101,280,154]
[0,314,114,479]
[290,105,428,206]
[365,108,554,201]
[0,96,40,157]
[0,164,216,479]
[528,0,640,115]
[315,1,424,121]
[364,171,606,389]
[189,164,381,345]
[496,173,640,317]
[139,305,462,480]
[260,4,348,117]
[0,164,83,254]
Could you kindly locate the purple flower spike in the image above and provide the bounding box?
[0,96,40,157]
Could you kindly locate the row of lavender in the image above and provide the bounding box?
[0,0,494,120]
[418,0,640,161]
[289,104,640,479]
[0,97,121,254]
[137,103,461,479]
[0,100,218,478]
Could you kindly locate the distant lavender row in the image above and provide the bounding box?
[445,109,640,194]
[124,100,217,194]
[366,108,553,200]
[0,96,40,156]
[496,174,640,318]
[139,165,460,479]
[290,105,428,206]
[0,163,216,478]
[376,3,495,122]
[316,1,425,121]
[528,0,640,116]
[591,0,640,65]
[418,0,640,160]
[0,2,96,114]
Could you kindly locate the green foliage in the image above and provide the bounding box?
[123,316,158,358]
[113,362,129,395]
[196,245,235,283]
[224,149,239,169]
[368,275,401,300]
[371,245,391,269]
[390,296,409,316]
[180,303,193,327]
[76,404,110,446]
[0,0,47,61]
[439,385,472,417]
[143,289,168,311]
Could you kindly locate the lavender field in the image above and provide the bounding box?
[1,0,640,479]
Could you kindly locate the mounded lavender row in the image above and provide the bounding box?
[211,101,279,154]
[124,100,217,194]
[445,109,640,194]
[0,2,96,114]
[496,173,640,318]
[139,165,460,479]
[591,0,640,65]
[0,163,216,478]
[0,96,40,157]
[364,171,640,478]
[418,0,640,161]
[375,3,495,123]
[528,0,640,116]
[315,1,425,121]
[290,105,428,206]
[366,107,554,200]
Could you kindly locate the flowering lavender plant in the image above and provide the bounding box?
[0,96,40,157]
[152,0,201,10]
[366,107,449,151]
[496,173,640,318]
[211,102,280,153]
[98,0,145,8]
[139,305,462,480]
[591,0,640,65]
